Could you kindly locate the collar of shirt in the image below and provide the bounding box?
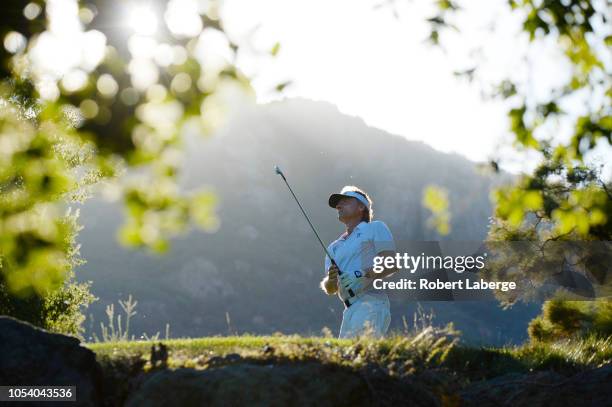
[339,221,367,241]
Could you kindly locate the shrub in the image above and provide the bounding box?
[529,297,612,342]
[0,268,97,339]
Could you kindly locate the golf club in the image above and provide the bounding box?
[274,165,356,298]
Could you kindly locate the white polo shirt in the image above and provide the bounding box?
[324,220,396,302]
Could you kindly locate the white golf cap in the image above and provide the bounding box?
[328,186,371,209]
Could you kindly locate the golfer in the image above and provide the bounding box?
[320,186,397,338]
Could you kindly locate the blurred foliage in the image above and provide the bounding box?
[490,153,611,240]
[424,0,611,239]
[484,156,611,306]
[426,0,460,46]
[380,2,612,344]
[528,297,612,342]
[0,0,259,322]
[0,207,97,338]
[422,185,451,235]
[423,0,611,336]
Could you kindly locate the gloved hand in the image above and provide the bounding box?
[338,272,352,293]
[327,264,339,281]
[339,271,365,297]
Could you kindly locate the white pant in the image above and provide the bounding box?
[339,295,391,339]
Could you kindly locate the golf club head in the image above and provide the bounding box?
[274,165,284,177]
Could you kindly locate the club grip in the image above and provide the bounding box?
[330,259,354,297]
[331,258,343,275]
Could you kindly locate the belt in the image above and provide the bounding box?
[343,290,388,309]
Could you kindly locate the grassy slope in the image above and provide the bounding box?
[85,334,612,377]
[83,334,612,405]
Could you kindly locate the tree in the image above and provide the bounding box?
[423,0,610,237]
[420,0,611,339]
[0,0,265,332]
[485,156,610,305]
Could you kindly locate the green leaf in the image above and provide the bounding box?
[422,185,451,235]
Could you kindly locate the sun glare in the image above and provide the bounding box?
[127,5,158,36]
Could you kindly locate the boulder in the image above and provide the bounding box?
[125,361,438,407]
[0,316,103,406]
[460,365,612,407]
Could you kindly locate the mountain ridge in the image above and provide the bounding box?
[76,98,539,345]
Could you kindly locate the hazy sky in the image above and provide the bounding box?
[221,0,611,177]
[24,0,610,176]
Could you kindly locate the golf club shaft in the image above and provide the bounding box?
[275,166,356,298]
[276,172,341,271]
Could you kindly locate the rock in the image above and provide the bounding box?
[224,353,242,363]
[0,316,103,407]
[125,361,441,407]
[150,342,168,368]
[203,353,242,368]
[126,363,374,407]
[460,365,612,407]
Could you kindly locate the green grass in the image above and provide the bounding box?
[444,335,612,380]
[85,335,350,359]
[85,332,612,379]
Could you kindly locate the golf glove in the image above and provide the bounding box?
[339,271,365,299]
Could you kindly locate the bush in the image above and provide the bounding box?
[0,207,97,339]
[0,268,97,339]
[528,297,612,342]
